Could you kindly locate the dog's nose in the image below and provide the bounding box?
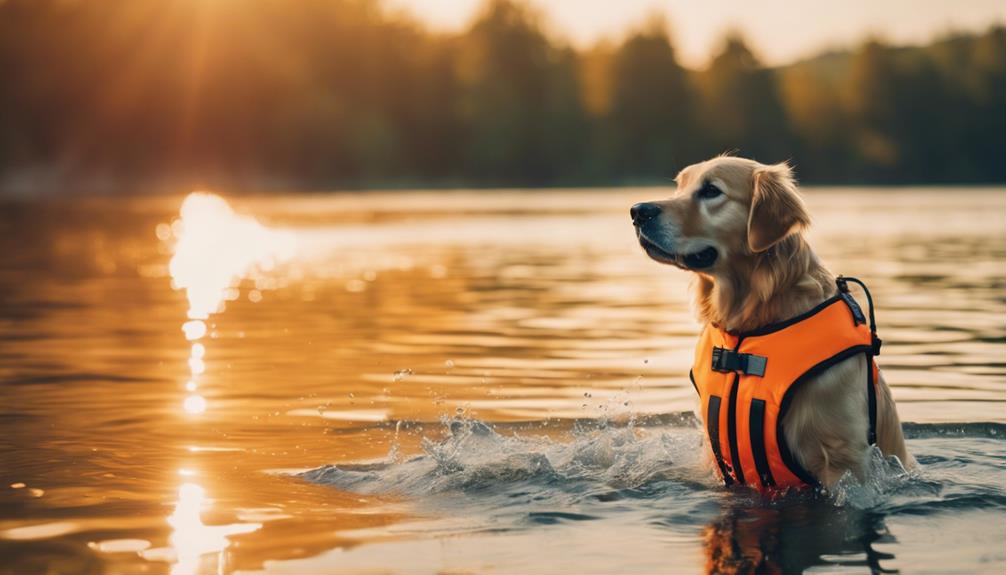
[630,202,662,225]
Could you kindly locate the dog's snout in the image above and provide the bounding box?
[630,202,662,226]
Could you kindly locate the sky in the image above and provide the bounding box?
[385,0,1006,67]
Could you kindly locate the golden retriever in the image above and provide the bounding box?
[631,156,914,487]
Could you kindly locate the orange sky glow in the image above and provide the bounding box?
[386,0,1006,66]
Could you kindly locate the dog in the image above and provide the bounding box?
[631,156,913,489]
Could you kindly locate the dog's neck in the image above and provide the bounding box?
[694,234,835,334]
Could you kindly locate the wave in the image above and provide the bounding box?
[299,415,714,498]
[901,421,1005,439]
[299,414,1005,518]
[320,412,1004,440]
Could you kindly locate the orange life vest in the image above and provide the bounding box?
[690,276,882,491]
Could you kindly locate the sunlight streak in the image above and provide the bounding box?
[160,482,261,575]
[166,192,296,416]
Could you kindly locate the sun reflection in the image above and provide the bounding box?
[162,482,260,575]
[164,192,296,416]
[181,320,207,341]
[183,394,207,415]
[168,192,296,321]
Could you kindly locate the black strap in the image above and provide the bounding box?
[725,372,745,486]
[706,395,734,486]
[837,275,882,446]
[749,399,775,488]
[866,356,878,446]
[837,275,882,355]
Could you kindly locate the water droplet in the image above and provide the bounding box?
[445,359,455,369]
[155,223,172,241]
[10,483,25,489]
[393,369,413,383]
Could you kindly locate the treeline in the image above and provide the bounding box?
[0,0,1004,192]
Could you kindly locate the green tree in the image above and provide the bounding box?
[457,0,587,184]
[700,34,793,162]
[779,61,854,181]
[606,18,700,179]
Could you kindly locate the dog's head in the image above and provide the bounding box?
[630,156,810,276]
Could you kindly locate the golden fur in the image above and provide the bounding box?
[635,156,914,486]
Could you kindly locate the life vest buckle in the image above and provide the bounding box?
[711,347,767,377]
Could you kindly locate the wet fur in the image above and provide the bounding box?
[638,156,913,486]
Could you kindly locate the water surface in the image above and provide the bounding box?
[0,188,1004,574]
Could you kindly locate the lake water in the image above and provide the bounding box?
[0,188,1004,574]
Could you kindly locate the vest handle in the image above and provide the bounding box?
[837,275,882,356]
[837,275,882,447]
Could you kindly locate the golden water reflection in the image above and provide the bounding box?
[168,192,296,417]
[168,192,296,321]
[163,192,288,570]
[0,189,1002,574]
[145,481,261,575]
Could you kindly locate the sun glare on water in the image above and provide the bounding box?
[139,482,261,575]
[169,192,296,321]
[164,192,296,416]
[149,193,280,571]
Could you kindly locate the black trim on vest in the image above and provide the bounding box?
[776,344,873,487]
[839,275,882,447]
[706,395,734,486]
[726,338,745,486]
[735,295,843,338]
[689,369,698,395]
[749,399,775,489]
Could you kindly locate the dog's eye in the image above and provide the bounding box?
[696,183,723,200]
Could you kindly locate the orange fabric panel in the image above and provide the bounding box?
[694,326,736,482]
[741,301,872,406]
[692,296,875,492]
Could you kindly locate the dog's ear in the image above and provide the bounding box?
[747,163,810,253]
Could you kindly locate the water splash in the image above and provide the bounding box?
[297,417,1006,522]
[826,446,926,509]
[300,415,713,497]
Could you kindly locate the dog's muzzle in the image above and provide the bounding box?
[631,203,718,270]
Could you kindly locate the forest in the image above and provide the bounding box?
[0,0,1004,192]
